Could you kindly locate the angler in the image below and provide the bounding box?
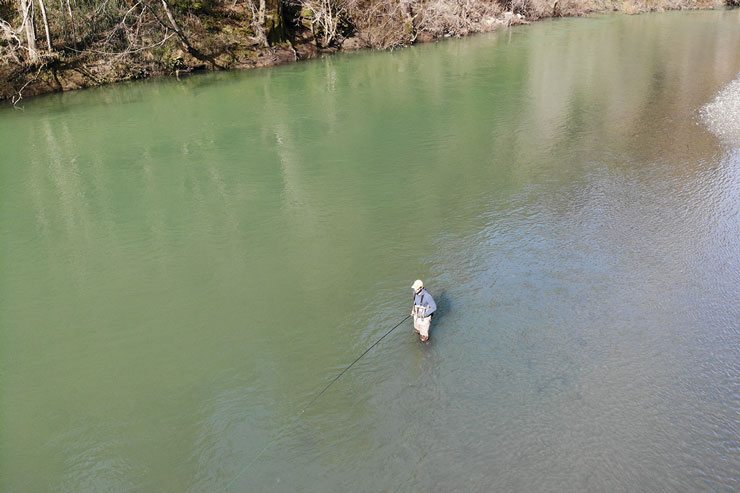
[411,280,436,342]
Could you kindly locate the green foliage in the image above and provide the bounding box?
[169,0,217,14]
[404,20,414,35]
[151,44,185,71]
[200,15,226,33]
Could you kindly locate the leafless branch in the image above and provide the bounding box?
[64,31,175,57]
[12,64,44,106]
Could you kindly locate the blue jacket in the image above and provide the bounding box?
[413,288,437,318]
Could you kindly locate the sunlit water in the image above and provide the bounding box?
[2,10,740,491]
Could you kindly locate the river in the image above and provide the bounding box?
[1,10,740,491]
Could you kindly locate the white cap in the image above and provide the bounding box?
[411,280,424,291]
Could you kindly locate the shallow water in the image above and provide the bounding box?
[2,10,740,491]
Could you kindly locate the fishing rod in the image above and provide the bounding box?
[223,313,411,491]
[303,313,411,411]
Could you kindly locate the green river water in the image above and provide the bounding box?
[2,10,740,491]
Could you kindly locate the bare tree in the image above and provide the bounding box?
[345,0,411,49]
[246,0,268,46]
[298,0,345,47]
[0,17,23,63]
[160,0,194,50]
[135,0,221,66]
[19,0,38,61]
[37,0,53,52]
[65,0,77,45]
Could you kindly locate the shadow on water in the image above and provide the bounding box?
[426,289,451,342]
[430,289,450,323]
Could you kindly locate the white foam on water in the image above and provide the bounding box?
[701,74,740,147]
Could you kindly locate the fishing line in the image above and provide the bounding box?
[302,313,411,411]
[223,313,411,491]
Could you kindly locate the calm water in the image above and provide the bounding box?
[2,10,740,491]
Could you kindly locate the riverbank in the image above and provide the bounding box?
[0,0,734,103]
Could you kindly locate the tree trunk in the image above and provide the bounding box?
[19,0,38,61]
[257,0,267,46]
[37,0,53,52]
[160,0,195,52]
[66,0,77,46]
[58,0,67,40]
[154,0,220,67]
[263,0,287,45]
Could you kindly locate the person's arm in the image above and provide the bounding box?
[424,293,437,317]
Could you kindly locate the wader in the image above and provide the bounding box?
[412,295,431,341]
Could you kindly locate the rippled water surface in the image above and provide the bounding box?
[2,10,740,491]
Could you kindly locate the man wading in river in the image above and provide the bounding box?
[411,280,436,342]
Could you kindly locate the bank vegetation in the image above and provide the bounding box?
[0,0,736,101]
